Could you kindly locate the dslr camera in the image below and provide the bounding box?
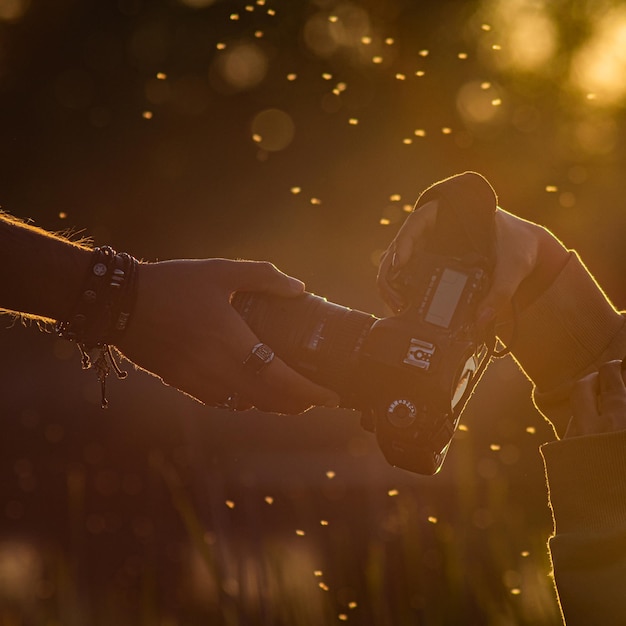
[232,173,498,475]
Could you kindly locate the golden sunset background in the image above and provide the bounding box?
[2,0,626,624]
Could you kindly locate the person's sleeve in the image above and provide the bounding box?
[541,432,626,626]
[497,251,626,437]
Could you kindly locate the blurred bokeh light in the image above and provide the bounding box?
[2,0,626,623]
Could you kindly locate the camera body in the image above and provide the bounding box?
[232,172,497,475]
[356,249,493,473]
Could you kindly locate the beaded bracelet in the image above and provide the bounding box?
[56,246,139,408]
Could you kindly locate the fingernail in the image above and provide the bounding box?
[288,277,305,294]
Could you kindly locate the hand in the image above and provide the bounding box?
[117,258,340,414]
[377,203,567,330]
[566,360,626,437]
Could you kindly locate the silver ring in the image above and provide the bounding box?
[243,342,275,374]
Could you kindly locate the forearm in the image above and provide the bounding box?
[0,213,92,321]
[499,250,626,436]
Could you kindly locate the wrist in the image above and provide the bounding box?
[0,215,93,321]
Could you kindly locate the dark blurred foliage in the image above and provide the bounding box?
[1,0,626,623]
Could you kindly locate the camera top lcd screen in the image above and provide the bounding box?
[425,268,468,328]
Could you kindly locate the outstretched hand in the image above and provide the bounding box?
[117,258,339,414]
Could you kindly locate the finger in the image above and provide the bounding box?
[227,260,305,297]
[247,355,340,415]
[377,247,405,312]
[599,360,626,394]
[598,360,626,427]
[216,303,339,413]
[568,372,601,436]
[376,200,438,312]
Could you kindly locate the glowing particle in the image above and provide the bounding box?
[348,118,359,125]
[361,36,372,45]
[335,82,347,92]
[264,496,274,504]
[403,204,412,212]
[458,424,469,431]
[322,72,333,80]
[511,588,521,595]
[492,44,502,51]
[254,30,264,38]
[380,218,391,225]
[216,42,227,50]
[481,82,491,90]
[395,73,406,80]
[326,470,336,479]
[256,0,265,5]
[296,529,306,536]
[388,489,399,496]
[332,88,340,95]
[245,4,254,11]
[290,186,301,194]
[286,73,297,81]
[419,49,429,57]
[142,111,153,119]
[526,426,536,434]
[252,133,263,143]
[521,550,530,557]
[314,570,323,577]
[267,8,276,15]
[481,24,492,31]
[349,602,358,609]
[59,212,67,219]
[329,15,338,23]
[402,138,413,144]
[390,194,401,201]
[441,127,452,134]
[546,185,558,192]
[414,129,426,137]
[586,93,597,100]
[319,582,329,591]
[320,520,329,526]
[156,72,167,80]
[385,38,394,45]
[428,516,438,524]
[230,13,239,20]
[339,615,348,622]
[225,500,235,509]
[372,56,383,64]
[458,52,468,59]
[491,98,502,106]
[415,70,425,77]
[310,198,321,205]
[490,444,501,451]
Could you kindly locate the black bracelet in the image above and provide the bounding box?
[56,246,139,408]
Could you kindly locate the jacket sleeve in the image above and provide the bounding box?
[497,250,626,437]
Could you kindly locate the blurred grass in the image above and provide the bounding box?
[0,445,561,626]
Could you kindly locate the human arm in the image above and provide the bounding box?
[0,212,339,414]
[377,172,626,436]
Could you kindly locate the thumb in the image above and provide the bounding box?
[232,260,305,297]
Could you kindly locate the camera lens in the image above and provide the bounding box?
[232,291,376,405]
